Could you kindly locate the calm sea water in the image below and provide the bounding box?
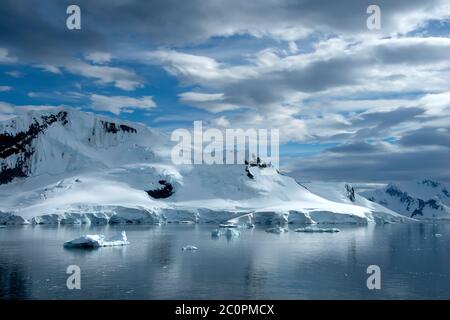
[1,223,450,299]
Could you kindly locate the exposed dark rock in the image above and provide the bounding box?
[0,111,68,185]
[382,184,444,217]
[385,185,416,211]
[345,184,355,202]
[245,166,254,179]
[0,165,26,184]
[0,111,67,159]
[421,179,440,188]
[119,124,137,133]
[247,157,271,169]
[411,198,444,217]
[146,180,174,199]
[101,120,137,134]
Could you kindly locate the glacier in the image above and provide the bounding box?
[0,107,416,226]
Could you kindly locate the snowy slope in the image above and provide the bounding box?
[0,107,413,225]
[361,180,450,220]
[301,181,409,224]
[0,107,168,182]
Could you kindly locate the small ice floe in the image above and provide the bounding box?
[182,245,198,251]
[265,226,289,234]
[64,231,129,248]
[435,233,443,237]
[294,226,340,233]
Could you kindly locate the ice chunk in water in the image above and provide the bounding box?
[64,231,129,248]
[294,226,340,233]
[182,245,198,251]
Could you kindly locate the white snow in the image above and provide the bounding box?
[64,231,129,248]
[0,108,418,226]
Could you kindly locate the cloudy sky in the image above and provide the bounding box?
[1,0,450,182]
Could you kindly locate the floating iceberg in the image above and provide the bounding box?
[64,231,129,248]
[182,245,198,251]
[294,226,340,233]
[265,226,288,234]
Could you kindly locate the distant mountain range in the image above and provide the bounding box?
[361,180,450,219]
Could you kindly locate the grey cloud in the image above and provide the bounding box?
[327,141,385,154]
[302,107,427,143]
[0,0,448,63]
[288,142,450,182]
[358,107,425,128]
[0,1,104,63]
[372,40,450,65]
[399,127,450,147]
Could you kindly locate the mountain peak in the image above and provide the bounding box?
[0,108,159,185]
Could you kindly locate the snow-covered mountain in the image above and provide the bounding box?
[0,107,412,225]
[361,180,450,220]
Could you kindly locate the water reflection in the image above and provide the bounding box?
[1,223,450,299]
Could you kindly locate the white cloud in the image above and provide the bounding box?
[89,94,156,115]
[4,70,21,78]
[0,48,16,63]
[0,101,15,113]
[0,102,71,120]
[142,35,450,144]
[145,50,222,82]
[211,116,231,127]
[66,61,143,91]
[0,86,12,92]
[178,92,240,113]
[288,41,299,54]
[85,52,113,64]
[36,64,62,74]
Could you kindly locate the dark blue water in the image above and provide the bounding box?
[1,223,450,299]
